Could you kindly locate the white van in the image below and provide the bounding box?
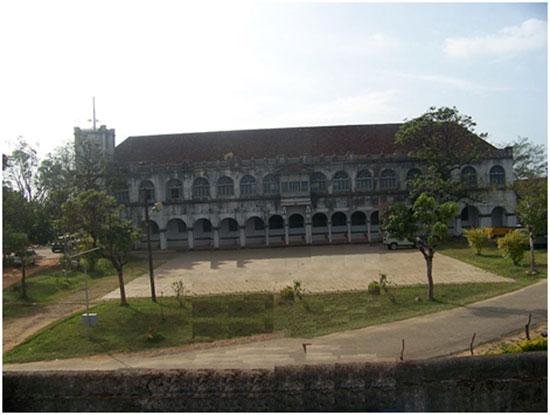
[383,233,416,250]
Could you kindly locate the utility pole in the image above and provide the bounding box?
[144,193,157,303]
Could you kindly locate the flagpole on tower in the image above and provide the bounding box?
[92,96,97,131]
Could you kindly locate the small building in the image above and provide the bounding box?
[94,124,515,250]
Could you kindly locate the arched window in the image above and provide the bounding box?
[312,213,327,227]
[370,211,379,226]
[356,170,373,191]
[193,177,210,199]
[461,166,477,187]
[240,175,256,196]
[351,211,366,226]
[139,180,155,203]
[333,171,351,192]
[310,172,327,193]
[166,179,183,201]
[114,184,130,204]
[380,169,397,189]
[489,165,505,186]
[331,212,347,227]
[263,174,279,195]
[289,214,304,228]
[491,207,506,227]
[269,215,284,229]
[217,176,234,197]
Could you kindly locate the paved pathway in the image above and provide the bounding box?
[5,280,546,372]
[103,244,510,299]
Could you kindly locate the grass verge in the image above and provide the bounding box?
[438,238,547,284]
[3,256,167,320]
[3,281,525,363]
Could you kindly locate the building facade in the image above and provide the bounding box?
[102,124,516,250]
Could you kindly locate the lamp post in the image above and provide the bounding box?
[70,247,100,340]
[143,188,163,303]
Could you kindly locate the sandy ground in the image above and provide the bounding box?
[103,244,511,299]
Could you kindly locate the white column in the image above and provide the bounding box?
[455,217,462,236]
[160,229,167,250]
[305,222,312,244]
[213,228,220,249]
[284,224,289,246]
[239,226,246,248]
[188,228,194,249]
[347,220,352,243]
[367,220,372,243]
[265,226,270,247]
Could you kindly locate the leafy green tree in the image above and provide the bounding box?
[507,137,547,180]
[99,216,142,305]
[5,137,42,202]
[3,187,35,239]
[396,106,492,202]
[58,190,141,305]
[5,233,31,298]
[383,192,459,301]
[515,178,547,274]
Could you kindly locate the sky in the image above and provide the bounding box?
[0,1,547,159]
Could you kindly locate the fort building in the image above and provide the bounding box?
[79,123,516,250]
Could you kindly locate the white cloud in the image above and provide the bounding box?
[339,33,402,58]
[276,90,401,126]
[392,72,505,93]
[444,18,547,61]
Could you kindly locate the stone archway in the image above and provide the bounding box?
[166,218,188,249]
[219,218,240,248]
[331,212,347,242]
[350,211,367,242]
[193,218,213,248]
[288,213,306,245]
[245,216,265,247]
[312,212,328,244]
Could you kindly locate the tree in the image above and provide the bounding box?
[383,193,459,301]
[74,138,112,192]
[515,178,547,274]
[507,137,546,180]
[396,106,492,202]
[37,143,78,240]
[5,137,42,202]
[58,190,141,305]
[5,233,31,298]
[2,186,35,241]
[97,215,142,306]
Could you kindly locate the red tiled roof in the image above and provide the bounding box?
[114,123,496,164]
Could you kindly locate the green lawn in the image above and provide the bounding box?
[3,281,526,363]
[3,256,164,320]
[439,238,547,283]
[4,238,546,363]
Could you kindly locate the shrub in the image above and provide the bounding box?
[497,231,528,265]
[279,286,294,303]
[368,281,380,296]
[171,280,188,308]
[488,337,547,355]
[379,273,396,304]
[463,228,488,255]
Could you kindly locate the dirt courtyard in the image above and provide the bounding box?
[103,244,511,299]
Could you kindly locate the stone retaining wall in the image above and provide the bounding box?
[3,352,547,412]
